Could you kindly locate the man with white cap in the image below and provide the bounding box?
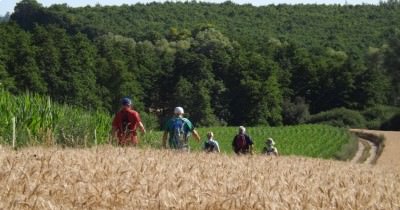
[232,126,254,155]
[162,106,201,151]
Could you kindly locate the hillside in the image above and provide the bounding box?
[0,146,399,209]
[1,0,400,127]
[16,1,400,52]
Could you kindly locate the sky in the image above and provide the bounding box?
[0,0,381,16]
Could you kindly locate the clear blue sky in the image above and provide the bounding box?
[0,0,381,16]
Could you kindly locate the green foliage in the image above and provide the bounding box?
[362,105,400,129]
[1,1,400,127]
[282,97,310,125]
[380,113,400,131]
[307,108,366,128]
[189,124,355,160]
[383,28,400,106]
[0,89,357,160]
[0,90,112,147]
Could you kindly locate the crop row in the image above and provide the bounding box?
[0,90,355,159]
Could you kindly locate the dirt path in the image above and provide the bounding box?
[363,139,377,164]
[351,129,400,168]
[350,136,376,164]
[351,139,365,163]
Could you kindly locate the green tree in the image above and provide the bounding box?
[354,47,390,107]
[6,29,47,94]
[11,0,45,30]
[383,29,400,106]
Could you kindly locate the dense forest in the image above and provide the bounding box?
[0,0,399,128]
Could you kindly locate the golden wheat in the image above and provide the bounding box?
[0,145,399,210]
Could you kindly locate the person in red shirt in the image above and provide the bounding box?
[112,97,146,146]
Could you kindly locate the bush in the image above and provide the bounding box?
[380,113,400,131]
[362,105,400,129]
[333,134,358,161]
[140,111,160,130]
[282,97,310,125]
[307,108,366,128]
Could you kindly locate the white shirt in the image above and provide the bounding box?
[204,138,221,153]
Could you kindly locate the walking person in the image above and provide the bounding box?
[112,97,146,146]
[262,137,279,156]
[162,106,201,151]
[232,126,254,155]
[203,131,221,153]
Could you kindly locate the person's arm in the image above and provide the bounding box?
[111,126,118,136]
[133,112,146,135]
[138,121,146,135]
[185,119,200,142]
[232,136,236,151]
[192,129,201,142]
[111,114,119,141]
[275,148,279,156]
[216,141,221,153]
[247,135,254,155]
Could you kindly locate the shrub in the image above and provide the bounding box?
[380,113,400,131]
[307,108,366,128]
[362,105,400,129]
[282,97,310,125]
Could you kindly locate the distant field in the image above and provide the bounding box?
[1,90,355,160]
[141,125,356,160]
[0,146,398,209]
[190,125,356,159]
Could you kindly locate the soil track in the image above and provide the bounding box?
[351,129,400,170]
[351,138,376,164]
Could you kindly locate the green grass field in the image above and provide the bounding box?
[1,90,357,160]
[139,125,356,160]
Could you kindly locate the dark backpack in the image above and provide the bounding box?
[204,141,216,152]
[121,110,132,134]
[234,134,247,152]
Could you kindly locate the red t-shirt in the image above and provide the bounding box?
[112,107,142,137]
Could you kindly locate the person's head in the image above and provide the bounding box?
[238,126,246,134]
[121,97,132,108]
[174,106,184,116]
[207,132,214,139]
[266,137,275,146]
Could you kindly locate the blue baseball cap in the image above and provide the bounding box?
[121,97,132,106]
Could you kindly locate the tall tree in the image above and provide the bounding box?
[383,29,400,106]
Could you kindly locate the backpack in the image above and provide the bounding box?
[171,118,188,148]
[121,110,132,135]
[204,141,216,152]
[234,134,247,152]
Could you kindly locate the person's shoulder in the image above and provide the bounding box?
[127,109,139,115]
[181,117,191,123]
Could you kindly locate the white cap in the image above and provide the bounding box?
[239,126,246,134]
[174,107,184,114]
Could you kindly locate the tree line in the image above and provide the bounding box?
[0,0,399,128]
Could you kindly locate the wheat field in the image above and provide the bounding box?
[0,145,399,210]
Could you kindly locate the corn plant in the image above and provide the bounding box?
[0,90,112,147]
